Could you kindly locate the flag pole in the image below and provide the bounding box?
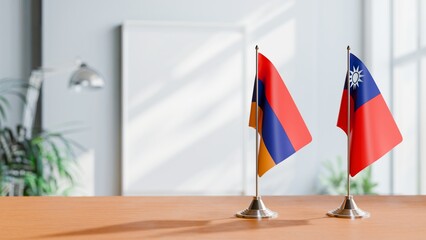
[346,45,351,198]
[236,45,277,219]
[255,45,260,198]
[327,46,369,219]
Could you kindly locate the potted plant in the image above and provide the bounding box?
[319,156,378,195]
[0,78,80,196]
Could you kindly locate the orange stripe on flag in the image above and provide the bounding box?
[258,139,276,177]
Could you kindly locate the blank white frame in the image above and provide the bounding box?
[121,21,248,195]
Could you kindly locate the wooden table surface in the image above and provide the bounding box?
[0,195,425,239]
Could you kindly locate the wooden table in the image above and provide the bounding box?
[0,196,425,239]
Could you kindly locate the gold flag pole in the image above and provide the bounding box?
[236,45,277,219]
[327,46,369,219]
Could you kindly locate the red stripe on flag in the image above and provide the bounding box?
[258,53,312,151]
[337,89,355,134]
[350,94,403,176]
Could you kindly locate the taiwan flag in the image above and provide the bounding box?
[337,53,402,177]
[249,53,312,177]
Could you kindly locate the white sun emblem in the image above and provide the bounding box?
[349,66,364,89]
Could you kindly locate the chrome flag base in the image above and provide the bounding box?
[327,195,370,219]
[236,196,278,219]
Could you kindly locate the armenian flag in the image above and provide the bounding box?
[249,53,312,176]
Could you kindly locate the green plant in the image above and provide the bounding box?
[0,78,81,196]
[0,126,82,196]
[319,156,378,195]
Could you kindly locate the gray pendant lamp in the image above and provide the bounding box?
[69,63,105,91]
[22,61,105,137]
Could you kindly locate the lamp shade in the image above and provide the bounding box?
[69,63,104,90]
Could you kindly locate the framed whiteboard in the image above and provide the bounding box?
[121,21,248,195]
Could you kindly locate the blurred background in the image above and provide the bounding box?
[0,0,424,196]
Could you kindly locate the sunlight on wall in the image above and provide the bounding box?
[172,31,244,79]
[123,24,245,195]
[242,1,294,29]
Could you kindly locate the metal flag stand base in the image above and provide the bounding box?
[327,195,370,219]
[236,196,278,219]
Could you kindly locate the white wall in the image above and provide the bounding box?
[42,0,363,195]
[0,0,32,127]
[365,0,426,195]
